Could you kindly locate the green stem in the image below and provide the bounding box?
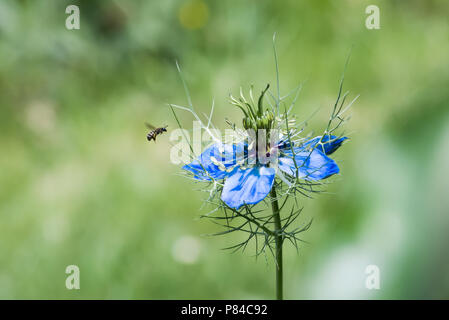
[270,186,283,300]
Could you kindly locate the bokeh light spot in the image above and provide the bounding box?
[178,0,209,30]
[172,235,201,264]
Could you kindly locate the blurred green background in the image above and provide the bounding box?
[1,0,448,299]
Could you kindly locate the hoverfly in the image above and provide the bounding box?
[145,123,168,142]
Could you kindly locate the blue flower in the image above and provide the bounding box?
[183,136,346,209]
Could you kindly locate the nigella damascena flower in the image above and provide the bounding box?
[182,84,348,209]
[171,49,356,300]
[183,135,345,209]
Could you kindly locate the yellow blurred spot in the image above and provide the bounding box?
[178,0,209,30]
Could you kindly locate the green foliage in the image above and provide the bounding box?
[1,0,449,299]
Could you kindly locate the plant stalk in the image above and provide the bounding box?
[270,186,283,300]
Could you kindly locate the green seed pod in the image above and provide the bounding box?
[243,117,251,129]
[263,117,269,128]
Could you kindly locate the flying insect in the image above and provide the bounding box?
[146,123,167,142]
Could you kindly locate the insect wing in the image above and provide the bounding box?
[145,122,156,130]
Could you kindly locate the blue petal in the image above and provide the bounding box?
[182,159,225,180]
[275,138,293,150]
[182,143,244,180]
[221,166,275,209]
[279,148,339,180]
[302,135,348,155]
